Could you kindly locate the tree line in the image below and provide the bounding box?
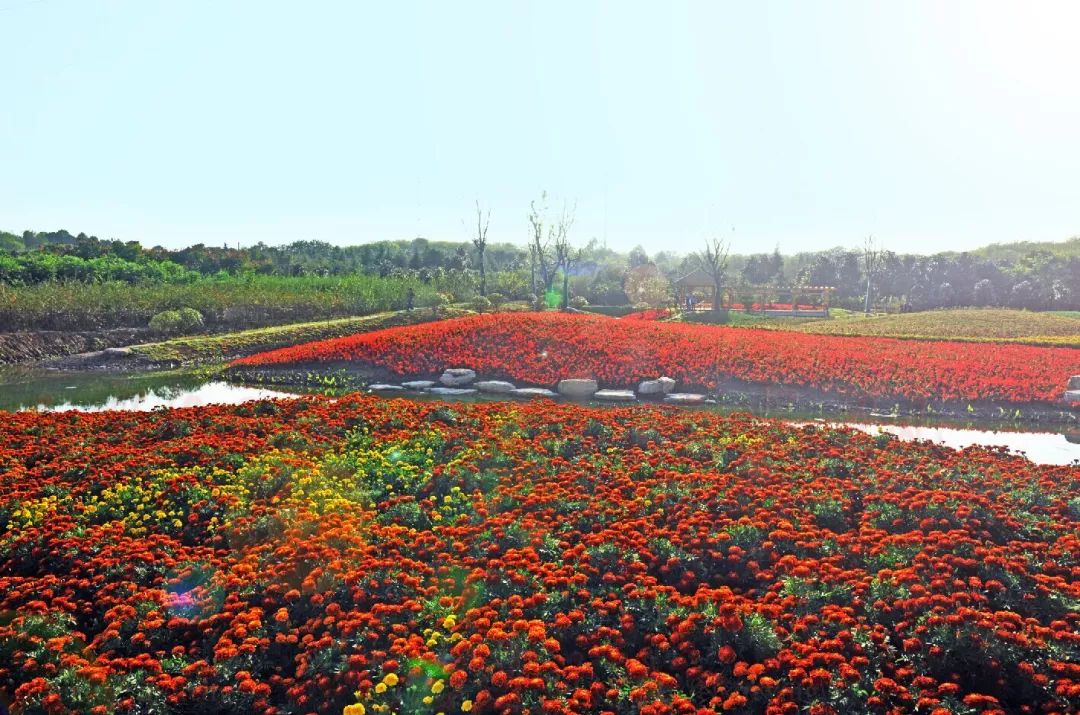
[3,226,1079,311]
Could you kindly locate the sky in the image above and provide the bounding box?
[2,1,1079,256]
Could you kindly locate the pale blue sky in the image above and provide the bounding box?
[2,1,1079,255]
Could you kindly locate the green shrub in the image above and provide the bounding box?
[426,293,452,307]
[149,308,204,335]
[471,296,493,313]
[570,295,589,308]
[176,307,204,330]
[486,292,505,306]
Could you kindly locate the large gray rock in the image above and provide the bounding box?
[511,387,557,399]
[369,383,404,392]
[1064,389,1080,405]
[1069,375,1080,390]
[594,389,636,402]
[558,378,598,399]
[402,380,436,390]
[638,376,676,396]
[428,387,477,396]
[440,368,477,386]
[475,380,516,394]
[664,392,705,404]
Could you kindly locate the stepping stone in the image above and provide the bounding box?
[638,376,676,396]
[475,380,516,394]
[440,368,477,386]
[594,389,636,402]
[1064,389,1080,405]
[558,378,598,399]
[369,384,404,392]
[428,387,477,396]
[511,387,557,399]
[664,392,705,404]
[402,380,436,390]
[1069,375,1080,390]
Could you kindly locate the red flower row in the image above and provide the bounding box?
[234,312,1079,403]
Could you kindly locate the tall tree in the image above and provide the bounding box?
[472,200,490,295]
[862,235,884,314]
[694,236,731,314]
[528,192,556,295]
[551,203,578,309]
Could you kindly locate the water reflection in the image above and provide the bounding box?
[806,420,1080,466]
[42,381,298,412]
[0,368,300,413]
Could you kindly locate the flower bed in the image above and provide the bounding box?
[0,396,1077,713]
[233,312,1080,404]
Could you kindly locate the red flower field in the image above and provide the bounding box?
[233,312,1080,404]
[0,395,1077,714]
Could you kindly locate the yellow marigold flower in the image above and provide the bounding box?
[374,683,387,694]
[383,672,399,687]
[422,696,433,705]
[442,614,456,629]
[461,701,473,712]
[343,705,366,715]
[431,680,445,694]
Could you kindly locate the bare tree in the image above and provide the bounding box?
[528,192,556,296]
[528,192,575,303]
[528,242,537,297]
[694,236,731,314]
[862,235,884,315]
[472,200,490,296]
[551,202,579,309]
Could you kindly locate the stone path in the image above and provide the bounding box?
[370,368,713,406]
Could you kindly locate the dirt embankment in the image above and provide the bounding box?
[0,329,148,365]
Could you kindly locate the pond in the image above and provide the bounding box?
[2,368,1077,465]
[0,368,303,413]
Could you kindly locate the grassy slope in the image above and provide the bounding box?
[0,273,441,332]
[791,308,1080,347]
[130,307,470,365]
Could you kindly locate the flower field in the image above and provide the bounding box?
[0,395,1078,714]
[233,312,1080,404]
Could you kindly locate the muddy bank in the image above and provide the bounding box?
[0,328,149,366]
[43,308,471,372]
[225,361,1080,427]
[225,361,398,389]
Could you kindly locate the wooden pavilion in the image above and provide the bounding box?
[674,269,833,317]
[673,268,721,310]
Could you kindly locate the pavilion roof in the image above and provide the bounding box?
[674,268,715,287]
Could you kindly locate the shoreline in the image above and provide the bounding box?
[224,360,1080,428]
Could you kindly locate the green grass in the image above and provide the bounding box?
[130,307,470,365]
[791,308,1080,346]
[677,307,861,328]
